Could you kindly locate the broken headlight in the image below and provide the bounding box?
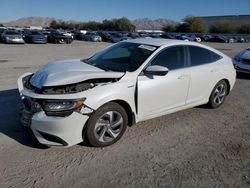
[43,98,86,117]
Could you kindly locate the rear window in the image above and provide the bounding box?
[188,46,222,66]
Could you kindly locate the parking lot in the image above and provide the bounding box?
[0,41,249,188]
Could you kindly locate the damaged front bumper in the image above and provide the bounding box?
[18,73,92,147]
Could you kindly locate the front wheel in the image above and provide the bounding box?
[208,80,228,108]
[85,102,128,147]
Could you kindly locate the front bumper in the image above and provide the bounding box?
[6,38,25,44]
[18,73,90,147]
[31,39,47,44]
[233,61,250,74]
[30,111,88,147]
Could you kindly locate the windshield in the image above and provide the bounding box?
[30,31,42,35]
[84,42,157,72]
[5,31,20,35]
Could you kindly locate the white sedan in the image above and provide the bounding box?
[18,38,236,147]
[233,47,250,74]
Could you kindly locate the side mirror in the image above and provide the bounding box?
[144,65,169,76]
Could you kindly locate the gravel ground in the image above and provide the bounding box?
[0,41,249,188]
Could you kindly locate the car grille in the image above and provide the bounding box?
[242,58,250,64]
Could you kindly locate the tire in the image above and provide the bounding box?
[58,39,65,44]
[208,80,228,108]
[85,102,128,147]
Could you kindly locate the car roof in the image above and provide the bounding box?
[124,38,227,57]
[125,38,189,47]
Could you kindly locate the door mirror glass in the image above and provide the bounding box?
[144,65,169,76]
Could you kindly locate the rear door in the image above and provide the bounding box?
[186,45,223,104]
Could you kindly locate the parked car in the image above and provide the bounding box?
[0,28,6,42]
[110,32,124,42]
[23,30,47,44]
[176,35,194,41]
[1,30,24,44]
[47,30,73,44]
[18,38,236,147]
[188,34,201,42]
[161,33,176,40]
[207,36,228,43]
[74,30,87,40]
[233,47,250,73]
[97,31,113,42]
[127,32,140,39]
[84,32,102,42]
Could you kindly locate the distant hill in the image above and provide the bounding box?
[132,18,178,30]
[2,17,179,30]
[2,17,62,27]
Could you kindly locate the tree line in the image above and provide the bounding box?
[50,17,136,32]
[163,16,250,34]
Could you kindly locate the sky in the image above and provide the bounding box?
[0,0,250,22]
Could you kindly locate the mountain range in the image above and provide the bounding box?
[2,17,178,30]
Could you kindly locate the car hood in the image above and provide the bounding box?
[241,50,250,59]
[30,59,125,88]
[5,35,21,38]
[31,35,46,39]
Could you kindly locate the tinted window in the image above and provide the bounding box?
[150,46,185,70]
[5,31,19,35]
[188,46,221,66]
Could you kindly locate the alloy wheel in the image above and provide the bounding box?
[94,111,124,143]
[213,84,226,105]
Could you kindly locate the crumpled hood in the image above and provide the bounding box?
[30,59,124,88]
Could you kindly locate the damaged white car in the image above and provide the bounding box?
[18,38,236,147]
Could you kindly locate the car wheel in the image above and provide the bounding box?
[208,80,228,108]
[58,39,65,44]
[85,102,128,147]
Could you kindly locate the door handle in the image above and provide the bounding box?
[178,74,189,80]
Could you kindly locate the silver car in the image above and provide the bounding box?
[1,30,25,44]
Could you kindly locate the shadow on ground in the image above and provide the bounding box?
[237,72,250,80]
[0,88,47,149]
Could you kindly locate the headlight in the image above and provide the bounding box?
[43,98,85,116]
[233,56,241,62]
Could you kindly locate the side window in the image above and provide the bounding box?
[188,46,221,66]
[150,46,185,70]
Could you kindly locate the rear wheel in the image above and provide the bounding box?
[208,80,228,108]
[58,39,66,44]
[85,102,128,147]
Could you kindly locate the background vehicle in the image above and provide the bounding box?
[207,36,228,43]
[47,30,73,44]
[18,39,236,148]
[84,32,102,42]
[233,47,250,73]
[1,30,24,44]
[23,30,47,44]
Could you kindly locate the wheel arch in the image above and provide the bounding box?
[222,78,231,95]
[109,99,136,127]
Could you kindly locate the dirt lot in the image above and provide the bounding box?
[0,41,249,188]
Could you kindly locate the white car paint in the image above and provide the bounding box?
[17,38,236,147]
